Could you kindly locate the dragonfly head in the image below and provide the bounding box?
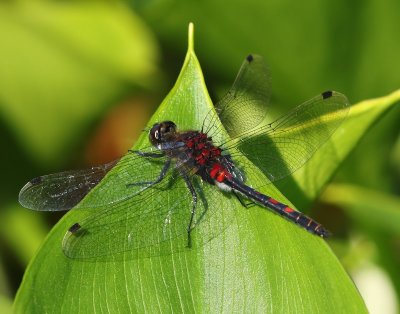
[149,121,177,146]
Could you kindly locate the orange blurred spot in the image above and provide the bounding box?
[85,96,153,164]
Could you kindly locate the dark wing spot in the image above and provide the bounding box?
[30,176,43,185]
[68,223,82,233]
[322,90,333,99]
[246,54,254,62]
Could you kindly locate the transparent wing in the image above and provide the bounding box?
[19,160,118,211]
[19,147,171,211]
[62,173,236,259]
[223,91,349,185]
[205,54,271,138]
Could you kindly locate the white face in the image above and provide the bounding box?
[215,181,232,192]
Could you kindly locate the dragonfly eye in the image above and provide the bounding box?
[162,121,177,135]
[149,121,177,145]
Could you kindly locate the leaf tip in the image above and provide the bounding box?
[188,22,194,52]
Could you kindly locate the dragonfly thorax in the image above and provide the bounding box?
[183,132,222,167]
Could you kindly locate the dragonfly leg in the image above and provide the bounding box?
[233,191,255,208]
[128,149,164,158]
[126,159,171,188]
[180,172,197,248]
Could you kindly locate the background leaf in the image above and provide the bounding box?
[278,90,400,209]
[0,2,158,166]
[0,2,160,307]
[323,184,400,297]
[14,25,369,313]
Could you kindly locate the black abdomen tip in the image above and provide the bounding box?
[317,227,332,238]
[322,90,333,99]
[246,54,254,62]
[68,222,81,233]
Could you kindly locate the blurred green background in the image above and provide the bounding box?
[0,1,399,313]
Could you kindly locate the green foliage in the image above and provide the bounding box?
[324,183,400,236]
[0,205,48,265]
[0,0,399,312]
[282,90,400,208]
[324,183,400,295]
[0,1,158,166]
[0,295,12,314]
[137,0,400,102]
[12,25,375,313]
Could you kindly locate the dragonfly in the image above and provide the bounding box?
[19,55,349,259]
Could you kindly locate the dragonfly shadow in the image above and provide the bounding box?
[62,171,238,263]
[234,130,326,210]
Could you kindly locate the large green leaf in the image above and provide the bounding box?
[14,24,375,313]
